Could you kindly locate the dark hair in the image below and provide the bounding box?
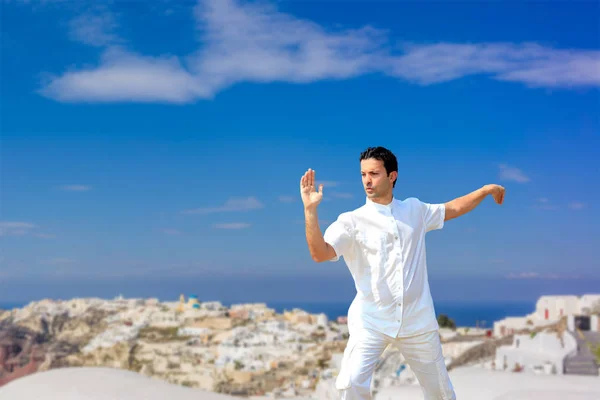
[359,146,398,187]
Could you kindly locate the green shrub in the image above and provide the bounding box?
[437,314,456,329]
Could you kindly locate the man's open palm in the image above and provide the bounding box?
[300,169,323,209]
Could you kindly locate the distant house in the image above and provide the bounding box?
[229,308,250,320]
[282,309,326,326]
[493,317,552,338]
[567,314,599,332]
[579,294,600,315]
[534,296,579,321]
[493,294,600,338]
[495,331,577,375]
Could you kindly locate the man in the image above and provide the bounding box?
[300,146,505,400]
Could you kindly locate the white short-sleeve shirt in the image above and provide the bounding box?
[324,197,445,338]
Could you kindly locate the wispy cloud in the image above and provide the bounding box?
[41,47,205,103]
[0,221,54,238]
[60,184,92,191]
[182,196,264,214]
[507,272,542,279]
[69,10,119,47]
[213,222,250,229]
[389,43,600,88]
[330,192,353,199]
[44,257,75,265]
[498,164,530,183]
[569,201,586,210]
[34,233,56,239]
[0,221,36,236]
[534,197,559,210]
[505,272,581,280]
[278,195,295,203]
[38,0,600,104]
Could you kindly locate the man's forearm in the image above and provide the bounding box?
[445,185,491,221]
[304,207,329,262]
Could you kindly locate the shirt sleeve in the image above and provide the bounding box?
[419,200,446,232]
[323,213,354,262]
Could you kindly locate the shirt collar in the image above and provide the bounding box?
[365,197,395,215]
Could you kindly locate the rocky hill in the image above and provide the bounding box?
[0,298,348,398]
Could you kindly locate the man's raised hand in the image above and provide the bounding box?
[485,184,506,205]
[300,169,323,210]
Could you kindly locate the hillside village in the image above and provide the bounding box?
[0,293,599,398]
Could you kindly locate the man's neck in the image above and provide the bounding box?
[369,194,394,205]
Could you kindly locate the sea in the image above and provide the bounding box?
[0,300,535,328]
[265,301,535,328]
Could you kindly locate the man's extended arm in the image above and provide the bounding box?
[444,184,505,221]
[304,208,337,262]
[300,169,337,262]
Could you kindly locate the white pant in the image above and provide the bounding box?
[336,328,456,400]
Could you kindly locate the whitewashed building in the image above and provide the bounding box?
[567,314,600,332]
[494,294,600,338]
[316,313,328,328]
[495,331,577,375]
[534,296,579,320]
[579,294,600,315]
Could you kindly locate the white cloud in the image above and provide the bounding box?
[506,272,540,279]
[389,42,600,88]
[183,196,264,214]
[498,164,530,183]
[533,197,559,210]
[69,11,119,47]
[38,0,600,104]
[0,221,55,238]
[213,222,250,229]
[505,272,581,280]
[330,191,353,199]
[60,184,92,191]
[34,233,56,239]
[44,257,75,265]
[41,47,207,103]
[0,221,36,236]
[278,195,295,203]
[569,201,586,210]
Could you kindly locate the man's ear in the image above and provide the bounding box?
[390,171,398,184]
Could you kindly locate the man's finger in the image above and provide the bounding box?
[319,184,323,195]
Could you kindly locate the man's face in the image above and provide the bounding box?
[360,158,396,198]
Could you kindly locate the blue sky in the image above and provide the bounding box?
[1,0,599,303]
